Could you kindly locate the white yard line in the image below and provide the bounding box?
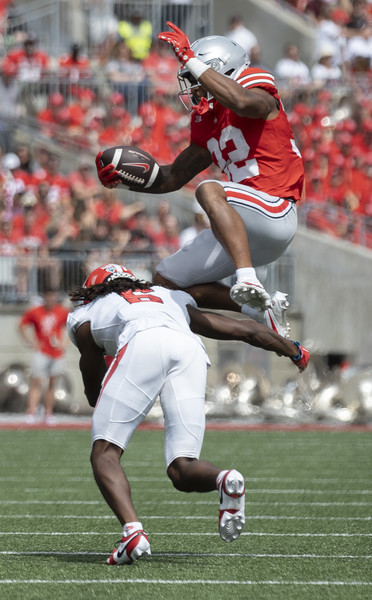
[0,578,371,586]
[0,551,372,559]
[0,531,371,537]
[2,486,372,494]
[1,499,372,507]
[0,514,371,522]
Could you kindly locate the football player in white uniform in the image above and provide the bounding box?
[67,264,309,565]
[96,24,305,339]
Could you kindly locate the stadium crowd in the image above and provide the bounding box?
[0,0,372,300]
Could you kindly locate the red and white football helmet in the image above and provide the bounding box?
[83,264,136,288]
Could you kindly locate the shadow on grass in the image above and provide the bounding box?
[52,551,205,566]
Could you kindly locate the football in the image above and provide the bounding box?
[99,145,161,189]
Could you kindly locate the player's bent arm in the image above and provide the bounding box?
[199,68,278,119]
[74,322,107,407]
[187,305,298,358]
[137,142,213,194]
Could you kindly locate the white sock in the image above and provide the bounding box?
[236,267,258,283]
[216,470,228,490]
[123,521,142,536]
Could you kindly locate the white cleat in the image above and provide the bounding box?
[264,291,290,340]
[230,281,271,311]
[218,469,246,542]
[106,529,151,565]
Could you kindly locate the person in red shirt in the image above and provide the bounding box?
[142,38,179,94]
[37,92,70,137]
[6,31,50,82]
[97,105,132,147]
[58,42,91,81]
[69,155,101,201]
[92,187,144,227]
[18,289,70,424]
[42,153,71,206]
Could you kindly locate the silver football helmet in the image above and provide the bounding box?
[177,35,248,111]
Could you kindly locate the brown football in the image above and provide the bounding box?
[99,145,161,189]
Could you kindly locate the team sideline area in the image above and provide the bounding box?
[0,428,371,600]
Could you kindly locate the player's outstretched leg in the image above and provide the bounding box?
[217,469,246,542]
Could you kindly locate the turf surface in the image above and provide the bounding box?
[0,427,371,599]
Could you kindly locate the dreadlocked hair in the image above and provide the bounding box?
[69,278,153,304]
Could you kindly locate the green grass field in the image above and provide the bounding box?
[0,427,371,600]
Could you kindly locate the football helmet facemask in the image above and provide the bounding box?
[83,264,136,288]
[177,35,248,112]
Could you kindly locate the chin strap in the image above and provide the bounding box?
[192,97,210,115]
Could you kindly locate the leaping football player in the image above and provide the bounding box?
[96,23,305,341]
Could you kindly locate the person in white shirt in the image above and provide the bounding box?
[67,263,309,565]
[275,42,311,87]
[225,13,258,56]
[345,23,372,71]
[311,45,343,86]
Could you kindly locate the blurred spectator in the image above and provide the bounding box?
[18,289,70,424]
[98,104,132,147]
[0,59,21,151]
[117,9,152,60]
[314,5,349,67]
[2,150,28,188]
[90,217,111,246]
[153,213,180,258]
[37,92,71,137]
[104,39,149,112]
[179,201,210,246]
[136,88,182,160]
[345,0,369,32]
[5,31,50,82]
[69,155,100,201]
[225,13,258,56]
[92,187,144,226]
[38,153,71,208]
[12,204,47,251]
[0,151,26,218]
[87,0,118,60]
[58,42,92,81]
[126,209,156,251]
[143,39,179,94]
[275,42,311,87]
[248,44,273,72]
[47,210,79,251]
[30,180,54,228]
[67,88,97,127]
[345,23,372,72]
[0,1,27,49]
[31,146,50,185]
[311,45,343,86]
[15,143,36,182]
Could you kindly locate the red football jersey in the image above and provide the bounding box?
[20,304,69,358]
[191,67,304,201]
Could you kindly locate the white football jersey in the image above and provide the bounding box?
[67,285,204,357]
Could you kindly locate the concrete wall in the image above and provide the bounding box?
[292,227,372,364]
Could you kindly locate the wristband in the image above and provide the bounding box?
[186,57,210,80]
